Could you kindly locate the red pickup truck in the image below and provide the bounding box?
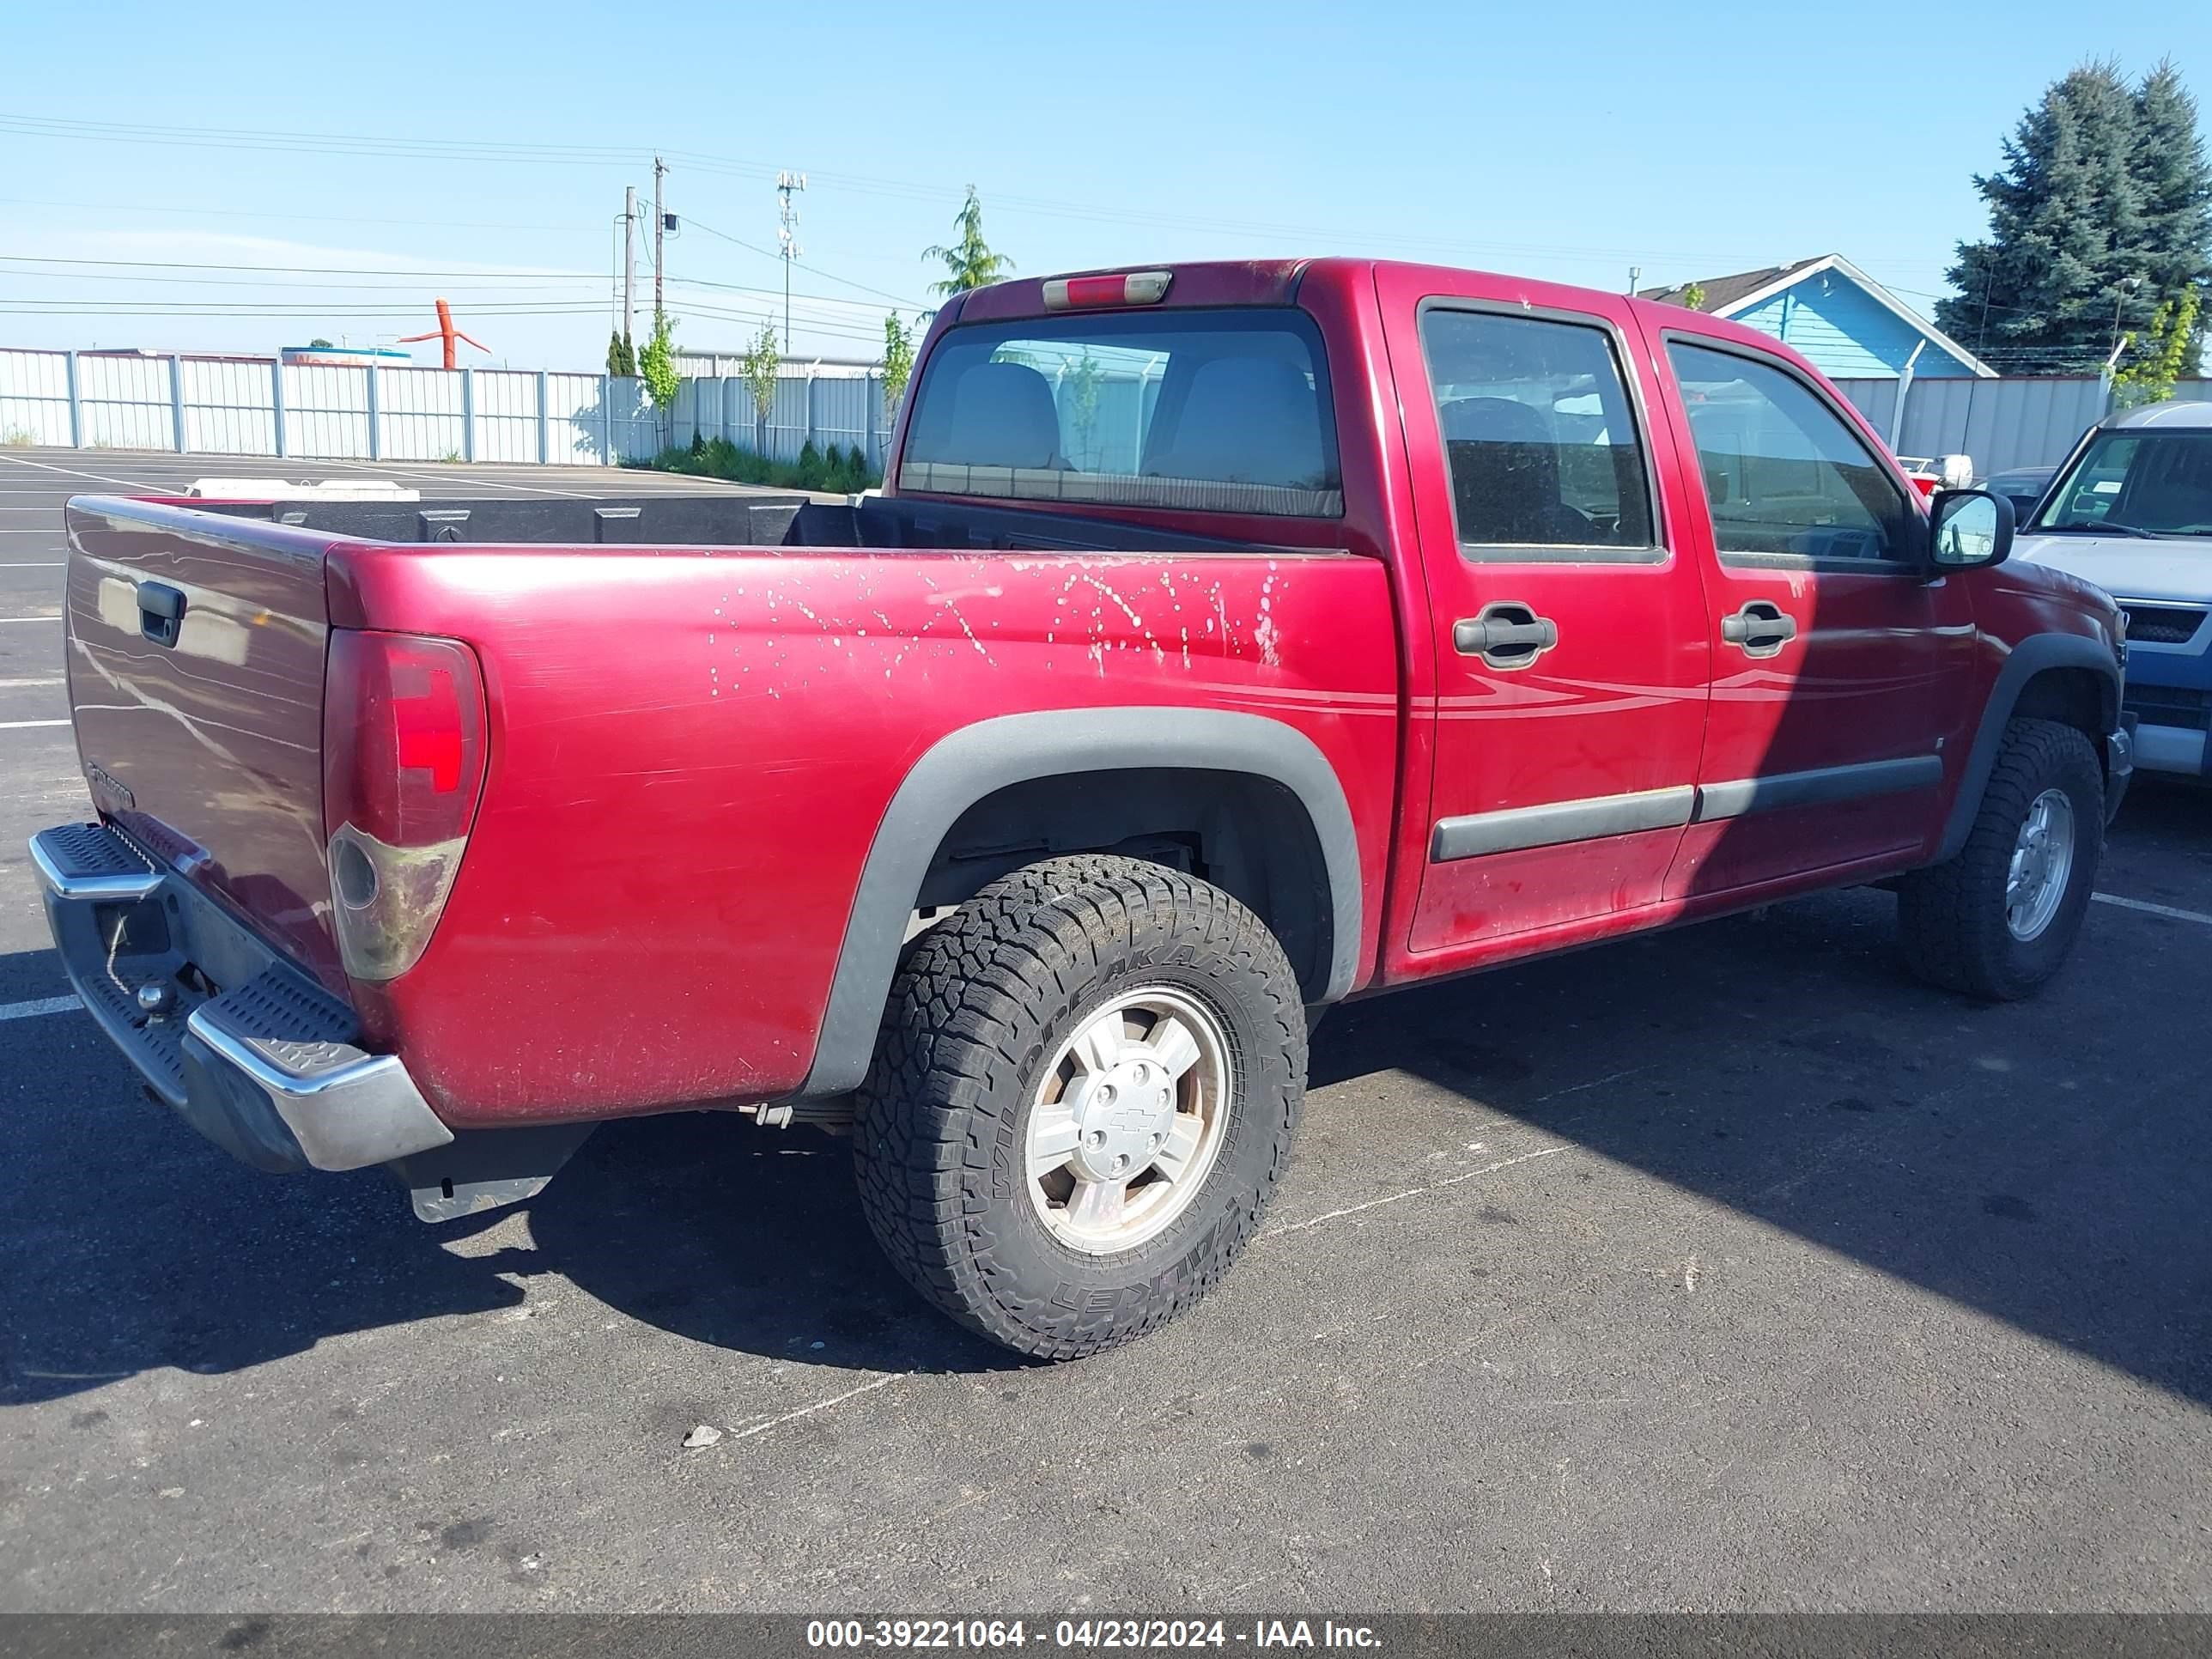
[35,258,2131,1360]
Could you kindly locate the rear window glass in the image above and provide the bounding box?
[900,307,1341,518]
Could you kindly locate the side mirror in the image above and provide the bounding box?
[1928,487,2014,573]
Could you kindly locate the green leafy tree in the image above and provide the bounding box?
[2114,287,2204,404]
[606,329,637,377]
[880,311,916,447]
[307,337,334,349]
[1679,283,1707,313]
[1939,61,2210,374]
[639,313,680,409]
[738,322,780,455]
[1061,349,1103,468]
[923,186,1014,308]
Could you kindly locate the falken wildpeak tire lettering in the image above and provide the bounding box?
[851,855,1307,1360]
[1899,718,2105,1001]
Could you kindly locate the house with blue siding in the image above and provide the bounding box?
[1641,255,1995,380]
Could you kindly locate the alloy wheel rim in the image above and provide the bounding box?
[2005,787,2076,942]
[1023,986,1233,1255]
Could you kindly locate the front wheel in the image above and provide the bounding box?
[1899,718,2104,1000]
[853,855,1307,1360]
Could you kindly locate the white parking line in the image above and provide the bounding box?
[0,453,160,489]
[2093,891,2212,927]
[0,616,61,624]
[0,994,80,1023]
[1264,1144,1571,1238]
[314,459,607,499]
[0,719,69,730]
[0,563,64,569]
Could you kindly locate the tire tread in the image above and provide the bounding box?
[853,855,1306,1360]
[1900,717,2103,1000]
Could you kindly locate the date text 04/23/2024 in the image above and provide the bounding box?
[805,1620,1383,1650]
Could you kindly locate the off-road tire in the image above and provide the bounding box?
[853,855,1307,1360]
[1899,718,2104,1000]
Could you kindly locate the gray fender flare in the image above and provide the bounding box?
[1935,634,2120,865]
[797,708,1364,1098]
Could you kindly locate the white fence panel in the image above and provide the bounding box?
[375,368,466,461]
[280,364,372,459]
[37,345,2191,481]
[475,370,540,464]
[0,349,73,446]
[77,355,174,450]
[179,357,276,456]
[810,375,874,458]
[550,373,617,465]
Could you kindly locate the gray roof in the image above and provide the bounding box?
[1638,258,1825,313]
[2106,398,2212,428]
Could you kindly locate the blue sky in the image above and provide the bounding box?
[3,0,2206,369]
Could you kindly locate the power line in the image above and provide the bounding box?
[0,252,601,279]
[0,253,908,313]
[0,194,581,234]
[683,217,923,310]
[0,304,606,318]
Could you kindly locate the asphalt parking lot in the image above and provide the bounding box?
[1,446,2208,1613]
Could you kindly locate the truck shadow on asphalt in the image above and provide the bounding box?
[3,842,2206,1404]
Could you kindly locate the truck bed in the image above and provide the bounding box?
[59,488,1397,1125]
[185,490,1273,556]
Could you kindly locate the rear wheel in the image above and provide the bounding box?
[853,855,1306,1360]
[1899,718,2104,1000]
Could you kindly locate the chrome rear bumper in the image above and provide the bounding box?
[31,822,453,1175]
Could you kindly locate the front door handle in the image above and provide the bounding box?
[1455,602,1559,670]
[1719,601,1797,659]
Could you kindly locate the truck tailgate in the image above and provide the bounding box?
[62,497,339,983]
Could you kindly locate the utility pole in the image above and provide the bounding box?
[2110,275,2142,359]
[776,170,806,350]
[622,185,637,348]
[652,156,668,325]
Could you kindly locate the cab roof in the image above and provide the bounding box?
[2103,398,2212,430]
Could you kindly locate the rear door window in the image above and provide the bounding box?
[900,308,1341,518]
[1416,308,1658,556]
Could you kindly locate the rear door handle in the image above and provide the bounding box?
[1454,602,1559,669]
[137,580,187,648]
[1719,601,1797,658]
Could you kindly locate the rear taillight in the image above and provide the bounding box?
[322,629,488,981]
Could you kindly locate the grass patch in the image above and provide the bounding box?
[625,435,880,495]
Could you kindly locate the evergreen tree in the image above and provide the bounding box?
[1942,61,2212,376]
[2129,60,2212,372]
[605,330,637,378]
[923,187,1014,309]
[1939,62,2149,374]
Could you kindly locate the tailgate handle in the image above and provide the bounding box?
[137,581,187,648]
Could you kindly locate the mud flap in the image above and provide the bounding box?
[387,1122,599,1224]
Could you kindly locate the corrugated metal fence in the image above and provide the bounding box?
[0,348,892,469]
[3,345,2204,477]
[1832,376,2212,474]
